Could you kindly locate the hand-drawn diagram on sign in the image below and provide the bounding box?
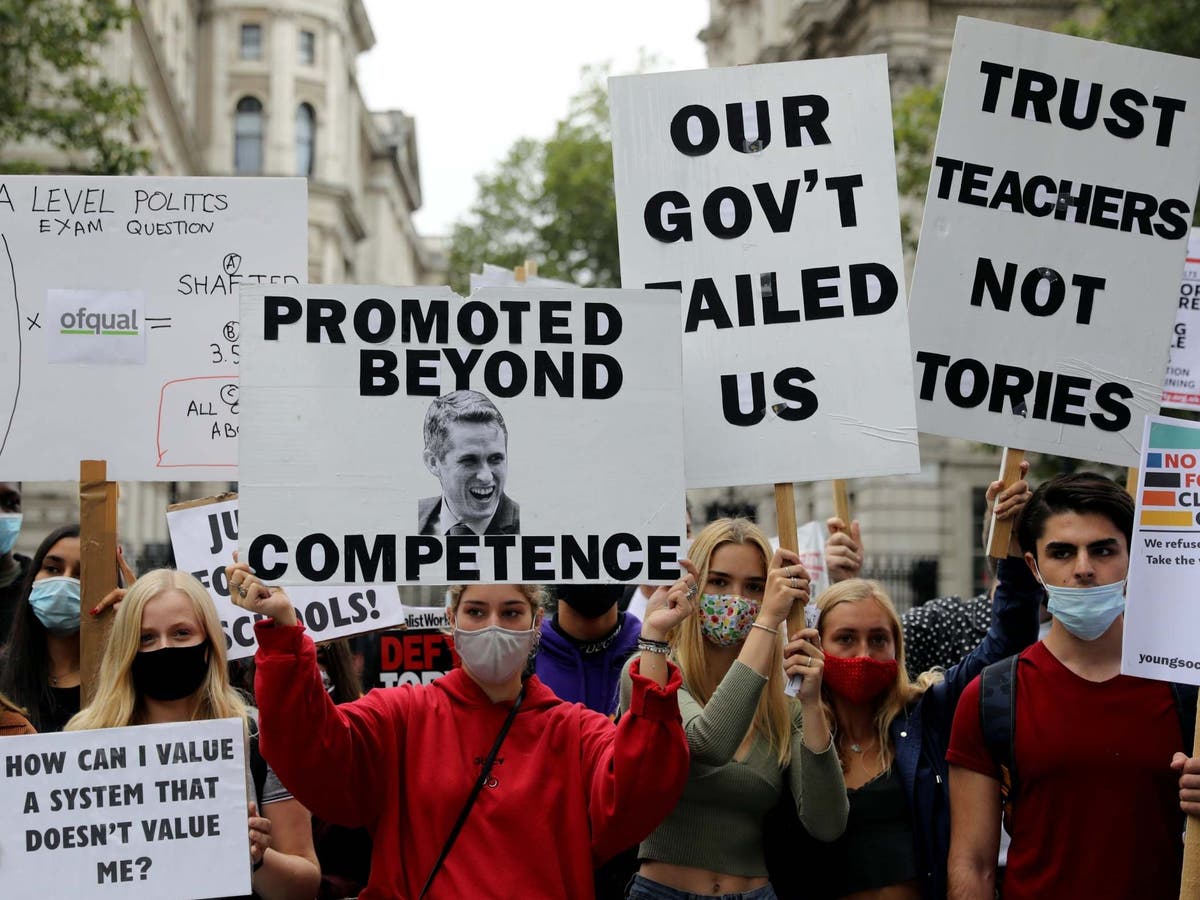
[0,177,306,481]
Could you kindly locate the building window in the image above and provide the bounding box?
[240,23,262,60]
[295,103,315,177]
[299,30,316,65]
[234,97,264,174]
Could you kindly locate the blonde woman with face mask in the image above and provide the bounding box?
[619,518,849,900]
[227,562,695,900]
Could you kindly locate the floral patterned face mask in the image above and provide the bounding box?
[699,593,759,647]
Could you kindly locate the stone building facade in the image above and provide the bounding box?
[10,0,445,565]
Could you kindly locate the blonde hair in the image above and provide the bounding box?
[675,518,794,766]
[67,569,246,731]
[816,579,942,772]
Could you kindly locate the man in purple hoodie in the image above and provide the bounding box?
[535,583,642,717]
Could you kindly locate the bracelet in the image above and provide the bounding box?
[637,638,671,654]
[751,622,779,636]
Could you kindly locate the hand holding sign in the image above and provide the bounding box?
[983,459,1031,558]
[825,518,863,584]
[762,549,809,627]
[642,559,698,640]
[226,562,296,627]
[247,802,270,871]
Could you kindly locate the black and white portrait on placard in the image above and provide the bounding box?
[417,389,520,536]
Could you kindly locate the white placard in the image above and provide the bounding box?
[0,176,306,481]
[165,495,406,659]
[1161,230,1200,410]
[468,263,574,290]
[1122,416,1200,685]
[908,18,1200,464]
[236,285,688,585]
[0,719,249,899]
[611,57,919,489]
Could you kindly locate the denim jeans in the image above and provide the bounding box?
[626,874,778,900]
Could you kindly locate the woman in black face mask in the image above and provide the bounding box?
[66,569,321,900]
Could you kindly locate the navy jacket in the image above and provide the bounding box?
[765,557,1042,900]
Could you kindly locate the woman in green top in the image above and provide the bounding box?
[621,518,848,899]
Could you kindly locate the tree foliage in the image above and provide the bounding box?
[448,66,618,293]
[0,0,147,174]
[1062,0,1200,59]
[892,84,942,251]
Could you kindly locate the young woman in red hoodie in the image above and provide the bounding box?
[227,563,694,900]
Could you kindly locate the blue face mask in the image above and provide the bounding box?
[28,576,81,635]
[1039,575,1126,641]
[0,514,20,555]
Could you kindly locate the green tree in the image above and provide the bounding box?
[0,0,147,174]
[448,66,618,293]
[892,84,942,252]
[1063,0,1200,59]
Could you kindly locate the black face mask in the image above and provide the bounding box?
[558,585,623,620]
[131,642,210,702]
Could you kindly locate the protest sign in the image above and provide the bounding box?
[907,19,1200,465]
[166,494,405,659]
[361,607,458,690]
[0,176,306,481]
[1162,230,1200,410]
[611,57,919,489]
[236,285,687,585]
[0,718,249,899]
[1122,416,1200,686]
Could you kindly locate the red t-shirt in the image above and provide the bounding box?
[947,641,1184,899]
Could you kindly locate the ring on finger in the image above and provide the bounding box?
[237,583,248,599]
[790,576,797,588]
[807,655,813,667]
[685,583,697,600]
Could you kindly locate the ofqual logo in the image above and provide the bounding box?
[59,307,141,337]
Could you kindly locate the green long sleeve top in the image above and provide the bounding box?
[619,658,848,878]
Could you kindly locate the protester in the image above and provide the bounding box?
[947,472,1197,899]
[765,480,1041,900]
[0,482,30,645]
[66,568,321,900]
[0,524,83,731]
[825,462,1031,678]
[0,691,34,735]
[620,518,847,900]
[227,562,692,899]
[536,583,640,716]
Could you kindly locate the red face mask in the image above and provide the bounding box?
[821,654,899,705]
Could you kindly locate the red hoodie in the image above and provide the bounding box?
[253,621,689,899]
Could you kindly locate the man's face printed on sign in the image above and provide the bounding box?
[426,421,507,524]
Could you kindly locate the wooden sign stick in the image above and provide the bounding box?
[774,482,808,642]
[986,448,1027,559]
[79,460,119,707]
[832,479,851,525]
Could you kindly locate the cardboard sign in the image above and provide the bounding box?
[0,176,306,481]
[1162,230,1200,410]
[363,608,458,690]
[1122,416,1200,685]
[165,495,406,660]
[236,286,687,585]
[611,57,919,489]
[0,719,249,899]
[908,19,1200,464]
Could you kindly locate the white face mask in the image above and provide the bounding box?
[453,624,537,685]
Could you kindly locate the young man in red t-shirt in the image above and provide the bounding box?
[946,472,1196,899]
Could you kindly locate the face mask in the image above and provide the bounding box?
[699,593,759,647]
[0,513,21,555]
[558,585,622,620]
[131,642,210,702]
[1042,578,1126,641]
[453,624,537,685]
[822,654,899,705]
[28,576,81,634]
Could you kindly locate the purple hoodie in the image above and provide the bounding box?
[535,611,642,716]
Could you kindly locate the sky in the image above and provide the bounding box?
[357,1,710,236]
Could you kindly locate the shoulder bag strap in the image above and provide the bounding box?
[418,686,525,900]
